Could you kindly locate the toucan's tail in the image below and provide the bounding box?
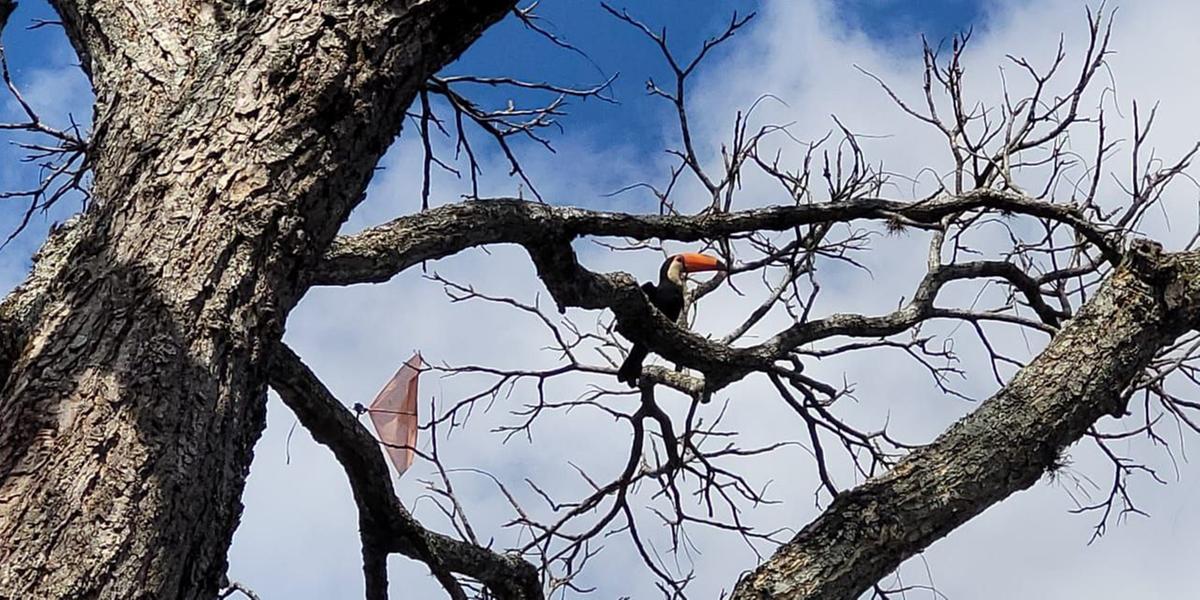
[617,343,649,387]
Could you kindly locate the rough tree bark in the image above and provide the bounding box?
[0,1,516,598]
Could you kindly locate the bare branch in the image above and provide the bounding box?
[310,190,1121,288]
[730,244,1200,600]
[268,342,543,600]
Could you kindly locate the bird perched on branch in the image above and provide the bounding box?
[617,252,727,387]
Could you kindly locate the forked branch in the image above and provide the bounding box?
[268,343,543,600]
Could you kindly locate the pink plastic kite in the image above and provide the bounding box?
[367,353,424,477]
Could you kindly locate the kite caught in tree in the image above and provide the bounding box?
[362,353,424,477]
[617,252,727,386]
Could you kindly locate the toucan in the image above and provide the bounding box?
[616,252,727,387]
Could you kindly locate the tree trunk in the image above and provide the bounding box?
[0,1,515,597]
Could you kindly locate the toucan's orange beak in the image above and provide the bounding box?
[677,252,727,273]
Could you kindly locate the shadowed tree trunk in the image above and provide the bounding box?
[0,1,515,597]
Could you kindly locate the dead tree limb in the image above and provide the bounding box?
[730,242,1200,599]
[268,342,542,600]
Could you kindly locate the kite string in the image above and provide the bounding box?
[354,403,416,417]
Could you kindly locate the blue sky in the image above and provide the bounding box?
[0,0,984,258]
[441,0,983,155]
[14,2,1200,600]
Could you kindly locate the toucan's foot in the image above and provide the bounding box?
[618,344,648,388]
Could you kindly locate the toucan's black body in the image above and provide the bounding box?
[617,279,685,386]
[617,252,724,387]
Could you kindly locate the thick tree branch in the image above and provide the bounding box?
[268,342,542,600]
[729,242,1200,600]
[520,239,766,391]
[310,192,1093,393]
[0,1,14,33]
[310,189,1119,288]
